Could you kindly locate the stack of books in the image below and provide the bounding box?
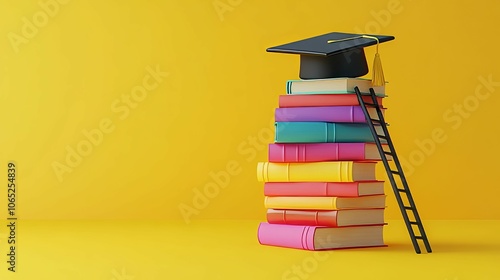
[257,78,389,250]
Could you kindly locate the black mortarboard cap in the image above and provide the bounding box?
[267,32,395,82]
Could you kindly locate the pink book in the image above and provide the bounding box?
[263,181,384,197]
[268,143,390,162]
[257,223,385,250]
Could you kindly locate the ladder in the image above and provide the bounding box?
[354,86,432,254]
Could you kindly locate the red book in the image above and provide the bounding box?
[268,143,389,162]
[279,94,384,108]
[263,181,384,197]
[267,209,385,227]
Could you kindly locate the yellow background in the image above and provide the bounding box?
[1,0,500,223]
[1,1,500,280]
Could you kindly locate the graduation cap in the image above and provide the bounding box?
[266,32,395,86]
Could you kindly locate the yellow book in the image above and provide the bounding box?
[256,162,376,182]
[264,195,386,210]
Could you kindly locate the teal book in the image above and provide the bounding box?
[275,122,385,143]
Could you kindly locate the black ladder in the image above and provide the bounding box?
[354,86,432,254]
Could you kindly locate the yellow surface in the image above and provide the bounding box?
[0,220,498,279]
[1,1,500,222]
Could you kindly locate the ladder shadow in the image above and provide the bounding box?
[430,241,500,254]
[384,241,500,254]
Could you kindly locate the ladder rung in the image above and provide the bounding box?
[404,206,413,210]
[409,222,419,225]
[397,188,406,192]
[390,170,400,175]
[363,103,377,107]
[376,134,387,139]
[383,151,393,155]
[414,236,424,240]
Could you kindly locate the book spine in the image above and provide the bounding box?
[275,122,376,143]
[338,143,367,160]
[275,122,336,143]
[264,182,360,197]
[257,222,316,250]
[333,123,376,143]
[274,106,367,122]
[264,196,338,210]
[268,143,367,162]
[267,209,339,227]
[326,182,360,196]
[286,79,385,95]
[351,83,385,95]
[257,162,355,182]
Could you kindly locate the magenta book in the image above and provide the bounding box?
[275,106,382,122]
[268,143,388,162]
[257,223,385,250]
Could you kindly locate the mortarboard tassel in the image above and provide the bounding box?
[372,52,385,87]
[367,36,385,87]
[327,35,386,87]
